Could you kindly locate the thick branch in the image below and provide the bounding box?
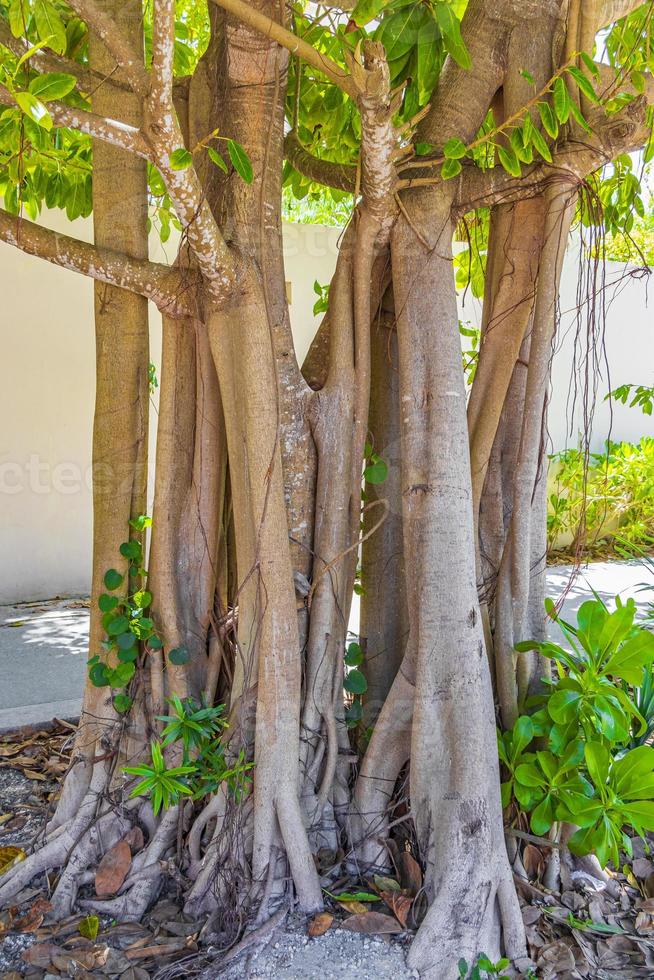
[0,208,189,313]
[208,0,356,96]
[284,131,355,193]
[0,85,149,155]
[66,0,149,96]
[150,0,175,112]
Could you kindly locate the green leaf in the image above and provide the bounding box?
[434,3,471,70]
[89,661,110,687]
[511,715,534,758]
[98,594,120,613]
[344,668,367,695]
[113,693,132,714]
[8,0,29,39]
[345,642,363,667]
[567,66,599,104]
[497,145,521,177]
[169,148,193,170]
[78,915,100,941]
[107,661,135,688]
[14,92,52,130]
[104,568,124,591]
[441,157,462,180]
[585,741,610,788]
[169,646,189,665]
[444,137,467,160]
[227,139,253,183]
[107,614,130,637]
[351,0,387,27]
[207,146,228,173]
[117,631,137,651]
[33,0,67,55]
[529,124,552,163]
[519,68,535,85]
[530,793,556,835]
[553,77,571,123]
[612,746,654,798]
[538,101,558,139]
[119,540,142,560]
[364,457,388,483]
[129,515,152,532]
[598,601,635,655]
[29,73,77,101]
[548,688,582,724]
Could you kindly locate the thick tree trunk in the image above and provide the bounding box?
[391,196,525,974]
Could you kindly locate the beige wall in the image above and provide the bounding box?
[0,211,652,603]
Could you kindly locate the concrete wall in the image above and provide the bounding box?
[0,210,652,603]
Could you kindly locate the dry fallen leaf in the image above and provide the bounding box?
[398,850,422,896]
[340,911,403,935]
[523,844,545,879]
[22,941,59,968]
[338,900,368,914]
[308,912,333,937]
[380,890,413,928]
[13,897,52,933]
[0,846,26,876]
[95,839,132,897]
[124,826,145,853]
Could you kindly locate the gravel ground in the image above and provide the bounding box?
[225,927,419,979]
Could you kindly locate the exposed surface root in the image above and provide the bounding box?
[407,867,526,978]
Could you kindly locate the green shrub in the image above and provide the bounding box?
[547,438,654,557]
[501,597,654,868]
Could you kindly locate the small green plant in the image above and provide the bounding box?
[457,954,510,979]
[312,279,330,315]
[123,740,196,815]
[501,597,654,868]
[87,516,189,714]
[124,696,254,811]
[344,641,366,728]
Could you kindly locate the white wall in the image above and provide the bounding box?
[0,212,652,603]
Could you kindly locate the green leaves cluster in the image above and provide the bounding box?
[87,516,188,713]
[123,696,253,813]
[440,60,601,182]
[547,438,654,556]
[500,597,654,868]
[344,640,366,727]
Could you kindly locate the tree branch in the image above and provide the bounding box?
[284,131,356,193]
[0,208,191,314]
[208,0,356,97]
[150,0,175,112]
[65,0,149,97]
[0,85,149,156]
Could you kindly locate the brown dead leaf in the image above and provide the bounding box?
[22,941,59,967]
[523,844,544,879]
[644,873,654,899]
[373,875,401,893]
[398,850,422,896]
[124,826,145,853]
[121,968,150,980]
[13,897,52,933]
[340,911,403,935]
[95,839,132,897]
[50,944,109,971]
[633,858,654,879]
[380,890,413,928]
[308,912,333,937]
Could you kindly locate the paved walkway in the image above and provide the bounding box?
[1,560,653,730]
